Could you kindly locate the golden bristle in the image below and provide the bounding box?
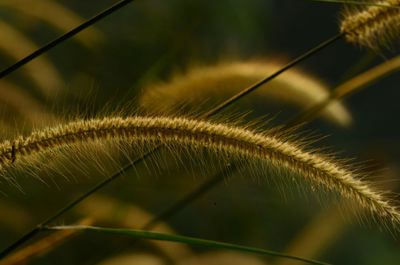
[340,0,400,49]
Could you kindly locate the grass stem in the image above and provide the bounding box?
[0,0,136,80]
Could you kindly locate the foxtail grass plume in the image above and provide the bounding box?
[340,0,400,49]
[139,61,351,127]
[0,115,398,229]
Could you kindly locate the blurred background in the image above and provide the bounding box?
[0,0,399,264]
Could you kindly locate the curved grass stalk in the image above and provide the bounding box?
[44,225,330,265]
[0,21,63,97]
[0,34,343,259]
[340,0,400,49]
[139,61,351,127]
[0,0,103,48]
[149,52,400,257]
[0,115,398,227]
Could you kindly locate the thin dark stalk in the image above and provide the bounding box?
[203,32,344,117]
[0,0,136,80]
[142,164,236,230]
[140,33,345,231]
[0,33,342,259]
[44,225,331,265]
[285,52,383,128]
[44,225,330,265]
[142,33,347,235]
[0,148,158,259]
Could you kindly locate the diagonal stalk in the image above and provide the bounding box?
[145,34,400,237]
[0,24,343,263]
[0,0,136,80]
[141,164,236,231]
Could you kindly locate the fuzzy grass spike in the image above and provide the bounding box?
[139,61,351,127]
[0,115,398,229]
[340,0,400,49]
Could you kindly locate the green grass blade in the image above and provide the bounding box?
[45,225,330,265]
